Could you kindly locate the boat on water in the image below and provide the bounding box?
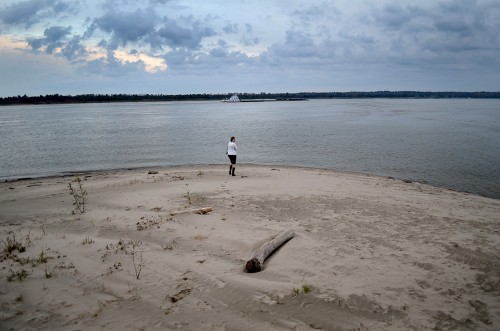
[221,94,240,102]
[221,94,308,103]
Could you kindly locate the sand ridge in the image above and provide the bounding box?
[0,164,499,330]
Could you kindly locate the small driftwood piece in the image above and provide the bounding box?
[170,207,213,216]
[245,230,294,273]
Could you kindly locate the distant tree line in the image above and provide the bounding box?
[1,91,499,106]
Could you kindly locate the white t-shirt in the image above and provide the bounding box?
[227,141,237,155]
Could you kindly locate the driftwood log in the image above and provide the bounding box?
[170,207,213,216]
[245,230,295,273]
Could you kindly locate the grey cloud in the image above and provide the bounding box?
[26,25,87,61]
[269,30,317,58]
[244,23,253,33]
[27,26,71,53]
[161,48,194,67]
[374,1,500,38]
[91,8,158,49]
[157,16,215,49]
[81,50,141,76]
[88,8,215,51]
[61,35,87,61]
[196,49,254,72]
[265,2,343,59]
[368,0,500,68]
[223,22,238,34]
[241,23,259,46]
[209,47,227,58]
[0,0,44,26]
[217,39,228,48]
[374,3,417,30]
[45,25,71,39]
[242,36,260,46]
[162,43,253,75]
[291,2,341,26]
[433,19,474,36]
[26,37,44,51]
[222,22,258,46]
[0,0,78,28]
[285,29,314,48]
[149,0,173,5]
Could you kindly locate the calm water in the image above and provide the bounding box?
[1,99,499,199]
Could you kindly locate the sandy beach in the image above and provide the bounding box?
[0,164,499,330]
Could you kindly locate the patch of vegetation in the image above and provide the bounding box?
[182,184,205,206]
[68,176,87,214]
[10,255,31,265]
[136,215,172,231]
[292,284,313,296]
[7,269,29,282]
[183,184,194,205]
[2,234,26,255]
[161,238,177,250]
[302,284,312,293]
[33,249,48,266]
[101,239,144,280]
[4,245,49,268]
[82,236,94,245]
[101,238,127,261]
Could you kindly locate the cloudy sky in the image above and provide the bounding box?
[0,0,499,97]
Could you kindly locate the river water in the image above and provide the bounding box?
[1,99,499,199]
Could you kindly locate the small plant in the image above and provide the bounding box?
[130,241,143,280]
[82,236,94,245]
[101,239,145,279]
[32,249,48,266]
[197,171,204,177]
[302,284,312,293]
[11,255,31,265]
[183,184,193,205]
[3,234,26,254]
[7,268,29,282]
[69,176,87,214]
[45,266,54,279]
[24,232,33,247]
[161,238,177,250]
[136,215,164,231]
[291,284,313,297]
[7,249,49,266]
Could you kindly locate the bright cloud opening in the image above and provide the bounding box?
[114,50,168,73]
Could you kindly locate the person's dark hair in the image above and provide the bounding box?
[230,136,235,142]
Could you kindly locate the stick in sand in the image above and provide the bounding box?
[245,229,295,273]
[170,207,213,216]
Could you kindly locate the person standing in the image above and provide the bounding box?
[227,136,237,176]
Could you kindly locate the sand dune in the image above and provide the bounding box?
[1,164,499,330]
